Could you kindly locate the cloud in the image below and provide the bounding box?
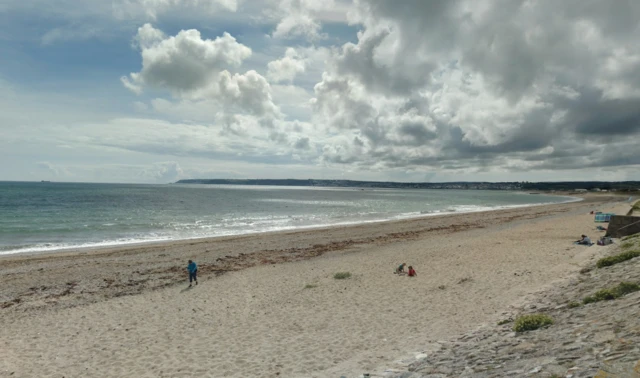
[143,161,184,182]
[309,0,640,175]
[332,28,434,95]
[293,136,310,149]
[214,70,280,117]
[36,161,72,178]
[271,0,322,40]
[132,22,166,48]
[10,117,318,167]
[121,77,143,95]
[4,1,640,183]
[267,48,306,83]
[34,160,182,183]
[270,84,312,121]
[270,0,353,40]
[123,24,281,121]
[112,0,238,20]
[41,25,105,45]
[123,24,251,93]
[6,0,243,46]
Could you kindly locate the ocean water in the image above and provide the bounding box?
[0,181,578,255]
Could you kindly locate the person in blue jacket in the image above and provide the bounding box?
[187,260,198,287]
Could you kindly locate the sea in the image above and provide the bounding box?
[0,181,579,255]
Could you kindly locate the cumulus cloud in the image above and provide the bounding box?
[293,136,310,149]
[143,161,184,182]
[267,48,306,83]
[132,22,165,48]
[270,0,351,40]
[123,24,281,122]
[271,0,321,40]
[310,0,640,174]
[122,24,251,93]
[213,70,279,117]
[270,84,313,121]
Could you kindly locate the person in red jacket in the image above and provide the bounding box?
[407,266,417,277]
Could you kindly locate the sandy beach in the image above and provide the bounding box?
[0,194,632,378]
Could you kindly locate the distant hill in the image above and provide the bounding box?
[175,179,640,192]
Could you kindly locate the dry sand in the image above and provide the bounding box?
[0,194,633,377]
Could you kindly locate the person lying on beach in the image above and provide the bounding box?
[395,263,406,275]
[576,235,592,245]
[407,266,417,277]
[187,259,198,287]
[597,236,613,246]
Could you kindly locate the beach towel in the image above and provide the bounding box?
[594,213,615,222]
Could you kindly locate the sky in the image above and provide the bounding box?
[1,0,640,184]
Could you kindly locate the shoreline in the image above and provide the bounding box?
[0,194,632,377]
[0,192,582,257]
[0,194,621,302]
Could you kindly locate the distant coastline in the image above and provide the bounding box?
[176,178,640,192]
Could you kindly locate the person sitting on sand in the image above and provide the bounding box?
[395,263,406,274]
[407,266,417,277]
[187,259,198,287]
[576,235,592,245]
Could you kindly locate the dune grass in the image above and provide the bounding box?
[596,250,640,268]
[622,232,640,241]
[333,272,351,279]
[513,314,553,332]
[567,301,581,309]
[583,282,640,304]
[620,241,635,249]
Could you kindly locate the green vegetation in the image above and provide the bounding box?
[622,233,640,241]
[304,284,318,289]
[596,250,640,268]
[567,301,581,309]
[513,314,554,332]
[621,241,635,249]
[497,319,512,325]
[583,282,640,304]
[333,272,351,280]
